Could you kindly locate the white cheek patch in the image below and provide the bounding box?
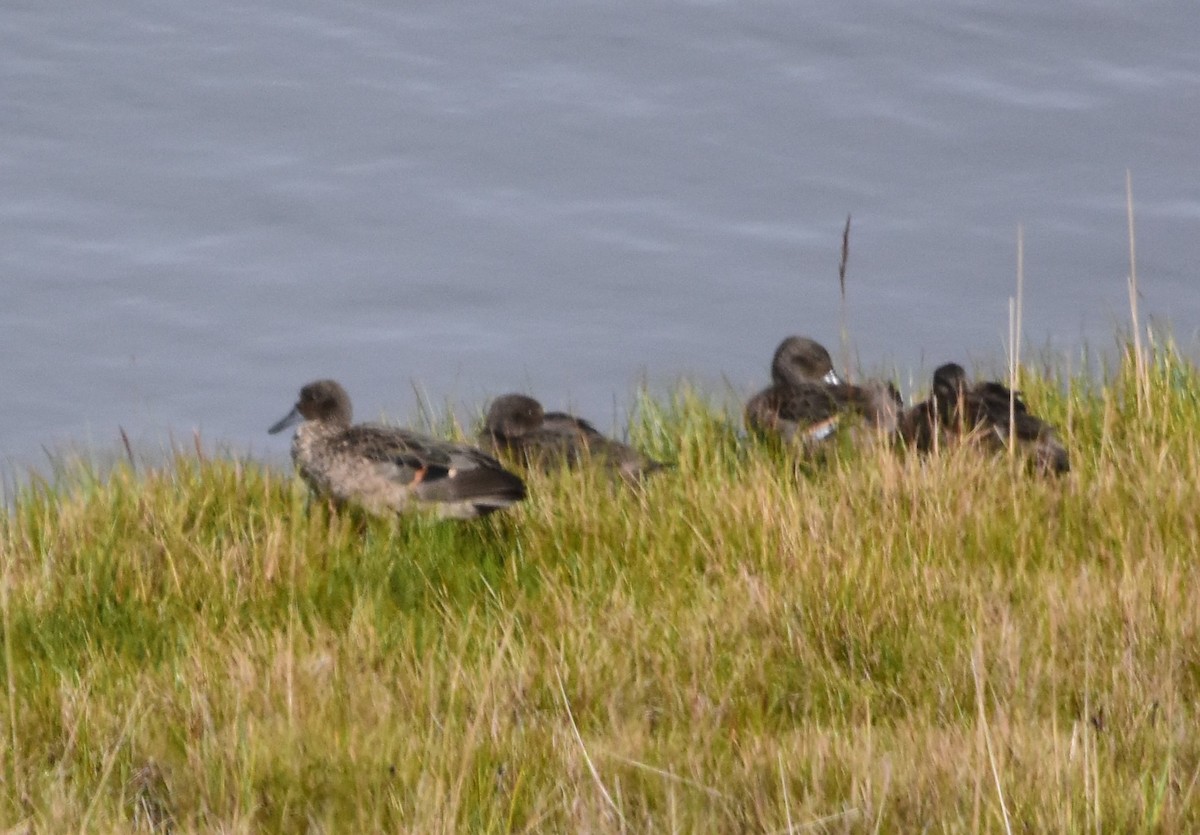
[805,416,839,442]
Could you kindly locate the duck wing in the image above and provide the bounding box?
[964,390,1071,474]
[543,412,667,478]
[543,411,602,436]
[479,412,584,471]
[897,399,940,451]
[825,382,904,430]
[745,384,842,443]
[963,382,1047,441]
[974,381,1029,414]
[331,424,441,484]
[344,424,526,510]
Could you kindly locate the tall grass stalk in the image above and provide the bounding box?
[973,637,1012,835]
[1126,169,1147,413]
[2,551,18,807]
[838,214,852,380]
[558,670,624,829]
[78,693,142,835]
[1008,224,1025,453]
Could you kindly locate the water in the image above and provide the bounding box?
[3,0,1198,474]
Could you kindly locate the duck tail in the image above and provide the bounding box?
[466,468,528,514]
[414,463,527,517]
[1035,437,1071,475]
[619,457,674,484]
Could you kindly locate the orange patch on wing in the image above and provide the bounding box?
[410,466,427,485]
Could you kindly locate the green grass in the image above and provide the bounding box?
[3,346,1200,833]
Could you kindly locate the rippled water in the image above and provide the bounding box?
[3,0,1198,474]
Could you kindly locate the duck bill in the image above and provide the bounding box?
[268,405,302,435]
[822,369,844,385]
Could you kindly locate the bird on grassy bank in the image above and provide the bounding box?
[479,393,667,483]
[745,336,904,446]
[269,379,526,519]
[897,363,1070,474]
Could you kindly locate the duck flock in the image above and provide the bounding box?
[268,336,1070,520]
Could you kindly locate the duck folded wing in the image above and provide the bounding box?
[330,425,446,483]
[337,425,523,495]
[546,414,665,477]
[974,382,1030,416]
[411,462,527,506]
[745,385,837,441]
[966,393,1071,474]
[961,393,1043,442]
[539,412,640,466]
[544,412,602,436]
[769,387,842,424]
[897,401,940,451]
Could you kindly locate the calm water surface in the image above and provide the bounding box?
[2,0,1198,474]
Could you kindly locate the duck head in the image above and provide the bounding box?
[269,379,353,434]
[770,336,843,387]
[484,394,546,438]
[931,363,969,425]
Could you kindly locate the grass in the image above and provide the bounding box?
[2,344,1199,833]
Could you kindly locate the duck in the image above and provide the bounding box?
[479,393,666,482]
[269,379,526,519]
[897,363,1070,474]
[744,336,903,445]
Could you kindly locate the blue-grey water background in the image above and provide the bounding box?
[2,0,1198,477]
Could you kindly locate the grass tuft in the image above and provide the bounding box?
[2,347,1200,831]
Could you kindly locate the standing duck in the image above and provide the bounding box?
[479,393,666,482]
[269,379,526,519]
[897,363,1070,474]
[745,336,902,445]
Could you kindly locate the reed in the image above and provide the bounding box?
[837,213,852,380]
[1126,169,1148,413]
[1007,224,1025,455]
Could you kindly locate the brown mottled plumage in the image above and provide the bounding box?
[479,393,666,482]
[897,363,1070,474]
[269,380,526,519]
